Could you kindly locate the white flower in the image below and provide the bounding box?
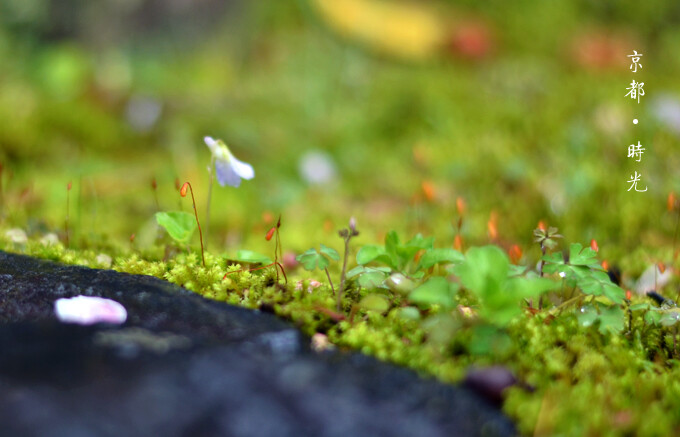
[54,296,127,325]
[204,136,254,187]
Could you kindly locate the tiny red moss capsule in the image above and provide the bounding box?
[265,227,276,241]
[508,244,522,264]
[180,182,189,197]
[590,239,599,252]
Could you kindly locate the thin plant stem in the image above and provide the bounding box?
[205,161,214,251]
[182,182,205,267]
[151,178,160,212]
[338,234,351,312]
[325,267,335,296]
[673,205,680,262]
[65,182,71,248]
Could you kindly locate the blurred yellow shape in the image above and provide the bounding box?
[312,0,446,60]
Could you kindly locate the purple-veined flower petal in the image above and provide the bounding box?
[54,296,127,325]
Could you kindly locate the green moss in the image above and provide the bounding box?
[6,228,680,436]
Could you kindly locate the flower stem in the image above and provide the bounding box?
[65,182,71,248]
[182,182,205,267]
[205,162,214,251]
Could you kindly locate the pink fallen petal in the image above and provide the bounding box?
[54,296,127,325]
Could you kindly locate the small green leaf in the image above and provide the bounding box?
[408,277,457,310]
[346,265,366,278]
[569,243,598,266]
[235,250,272,265]
[319,244,340,261]
[296,248,329,271]
[358,271,388,289]
[155,211,196,244]
[356,245,385,265]
[416,248,464,271]
[358,294,390,314]
[660,310,680,327]
[385,273,416,295]
[393,306,421,321]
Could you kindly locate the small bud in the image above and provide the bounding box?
[669,192,677,212]
[67,182,72,191]
[349,217,357,232]
[421,181,436,202]
[602,260,609,271]
[456,197,466,216]
[508,244,522,264]
[180,182,189,197]
[590,239,599,252]
[262,211,274,224]
[454,234,464,251]
[265,227,276,241]
[625,290,632,300]
[338,229,349,238]
[151,178,157,190]
[276,214,282,229]
[129,233,136,243]
[537,221,547,231]
[487,213,498,240]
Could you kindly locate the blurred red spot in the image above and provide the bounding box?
[537,221,547,231]
[262,211,274,224]
[590,239,599,252]
[448,22,493,60]
[454,234,463,251]
[456,197,466,216]
[421,181,436,202]
[151,178,157,190]
[180,182,189,197]
[487,211,498,240]
[265,227,276,241]
[508,245,522,265]
[602,260,609,271]
[67,182,72,191]
[626,290,632,300]
[668,192,677,212]
[658,262,666,274]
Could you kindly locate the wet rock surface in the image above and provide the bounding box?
[0,251,516,437]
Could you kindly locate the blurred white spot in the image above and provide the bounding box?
[651,94,680,136]
[5,228,27,244]
[40,233,60,246]
[593,104,626,137]
[299,151,337,185]
[635,264,673,295]
[54,296,127,325]
[95,253,113,268]
[125,95,162,132]
[559,271,566,278]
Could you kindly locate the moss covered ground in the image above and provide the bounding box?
[3,1,680,435]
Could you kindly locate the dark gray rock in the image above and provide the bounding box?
[0,251,516,437]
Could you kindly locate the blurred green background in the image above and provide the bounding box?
[1,0,680,260]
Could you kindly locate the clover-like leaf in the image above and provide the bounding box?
[155,211,196,244]
[319,244,340,261]
[568,243,598,266]
[296,248,330,271]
